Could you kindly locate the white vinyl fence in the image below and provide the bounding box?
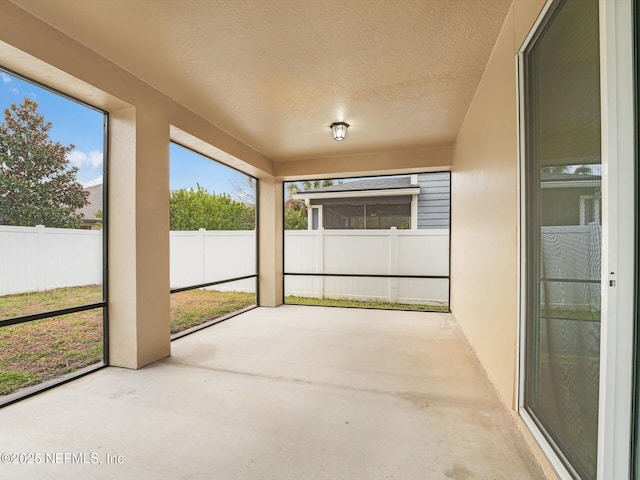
[1,224,599,308]
[285,228,450,306]
[0,226,257,296]
[0,226,449,305]
[170,229,256,292]
[540,224,601,309]
[0,225,102,295]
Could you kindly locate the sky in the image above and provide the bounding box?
[169,143,249,197]
[0,69,243,195]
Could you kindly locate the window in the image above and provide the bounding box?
[168,142,258,337]
[323,201,411,230]
[0,67,108,406]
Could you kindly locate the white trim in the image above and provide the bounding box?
[308,204,323,230]
[516,47,526,420]
[579,194,601,226]
[520,410,576,480]
[293,187,420,201]
[411,194,418,230]
[305,199,312,230]
[597,1,635,479]
[516,46,573,480]
[517,0,558,417]
[519,0,556,54]
[514,31,580,477]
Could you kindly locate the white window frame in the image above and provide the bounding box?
[516,0,635,479]
[411,194,419,230]
[306,201,323,231]
[579,194,601,226]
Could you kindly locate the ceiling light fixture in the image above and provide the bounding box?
[330,122,349,141]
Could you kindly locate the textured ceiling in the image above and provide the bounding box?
[11,0,512,161]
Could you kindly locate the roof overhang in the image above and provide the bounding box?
[294,187,420,201]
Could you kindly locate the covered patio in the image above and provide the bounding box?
[1,0,637,478]
[0,306,543,479]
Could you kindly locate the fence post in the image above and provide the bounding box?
[199,228,206,285]
[316,227,325,299]
[388,227,398,303]
[35,225,45,292]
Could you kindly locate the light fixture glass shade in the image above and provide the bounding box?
[330,122,349,141]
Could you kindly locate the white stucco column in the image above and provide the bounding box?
[108,106,171,368]
[258,177,284,306]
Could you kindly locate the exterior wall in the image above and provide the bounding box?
[452,0,545,409]
[417,172,450,229]
[451,0,557,478]
[450,1,558,478]
[304,172,451,230]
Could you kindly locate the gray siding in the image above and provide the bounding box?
[417,172,450,229]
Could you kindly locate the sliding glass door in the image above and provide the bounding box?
[521,0,601,478]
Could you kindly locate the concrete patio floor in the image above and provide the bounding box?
[0,305,546,479]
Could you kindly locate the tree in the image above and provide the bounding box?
[231,176,257,205]
[0,98,87,228]
[284,180,335,230]
[94,210,103,230]
[170,184,255,230]
[285,207,307,230]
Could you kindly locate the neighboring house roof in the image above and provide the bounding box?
[295,177,420,201]
[302,176,415,194]
[540,172,601,189]
[78,184,103,222]
[540,172,601,182]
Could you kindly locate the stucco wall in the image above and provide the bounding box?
[450,0,546,408]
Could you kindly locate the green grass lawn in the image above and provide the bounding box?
[0,305,104,396]
[0,286,256,398]
[170,289,256,333]
[285,295,448,311]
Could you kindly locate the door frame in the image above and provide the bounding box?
[516,0,636,478]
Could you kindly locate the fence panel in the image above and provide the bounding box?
[284,228,450,306]
[0,225,101,295]
[170,230,256,292]
[540,224,601,309]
